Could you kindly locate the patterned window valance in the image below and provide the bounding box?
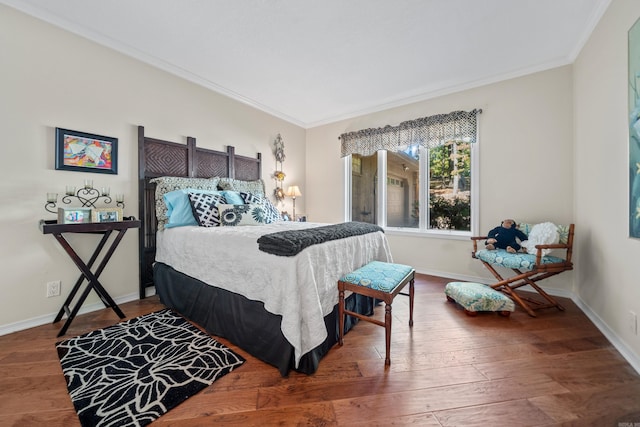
[339,109,482,157]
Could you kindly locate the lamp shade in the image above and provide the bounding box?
[286,185,301,197]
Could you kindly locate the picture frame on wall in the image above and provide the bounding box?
[91,207,123,223]
[55,128,118,175]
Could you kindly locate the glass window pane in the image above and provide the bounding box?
[386,146,419,228]
[428,142,471,230]
[351,154,377,224]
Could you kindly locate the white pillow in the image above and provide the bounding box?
[218,203,267,226]
[521,222,559,256]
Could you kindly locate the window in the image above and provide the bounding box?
[342,110,480,236]
[347,142,476,234]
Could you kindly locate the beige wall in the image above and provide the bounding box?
[307,66,575,286]
[574,0,640,360]
[0,6,305,328]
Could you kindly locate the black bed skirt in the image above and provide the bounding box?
[153,262,374,376]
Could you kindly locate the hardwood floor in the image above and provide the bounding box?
[1,274,639,426]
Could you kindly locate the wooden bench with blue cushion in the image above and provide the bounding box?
[445,281,515,316]
[471,223,574,317]
[338,261,415,366]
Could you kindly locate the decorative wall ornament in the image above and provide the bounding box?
[273,134,286,201]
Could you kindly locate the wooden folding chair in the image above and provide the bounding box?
[471,223,574,317]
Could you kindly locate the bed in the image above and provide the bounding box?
[137,126,392,376]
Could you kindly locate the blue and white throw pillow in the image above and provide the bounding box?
[164,188,223,228]
[218,203,267,226]
[188,192,226,227]
[239,192,282,224]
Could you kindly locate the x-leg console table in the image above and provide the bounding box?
[40,218,141,337]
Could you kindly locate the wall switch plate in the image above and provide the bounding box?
[46,280,61,298]
[628,310,637,335]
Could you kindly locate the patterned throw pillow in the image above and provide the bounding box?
[217,204,267,226]
[187,192,226,227]
[239,192,282,224]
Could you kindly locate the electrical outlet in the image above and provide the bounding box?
[628,310,637,335]
[46,280,61,298]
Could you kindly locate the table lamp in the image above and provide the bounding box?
[286,185,302,220]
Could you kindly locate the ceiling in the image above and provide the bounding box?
[3,0,610,128]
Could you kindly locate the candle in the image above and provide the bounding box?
[46,193,58,203]
[65,185,76,196]
[84,179,93,189]
[116,194,124,203]
[101,187,110,196]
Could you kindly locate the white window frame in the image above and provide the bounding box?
[344,141,479,240]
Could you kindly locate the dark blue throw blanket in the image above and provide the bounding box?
[257,221,384,256]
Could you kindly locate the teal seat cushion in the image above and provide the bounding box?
[445,282,515,312]
[475,249,565,271]
[340,261,413,293]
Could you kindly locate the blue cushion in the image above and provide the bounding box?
[164,189,222,228]
[340,261,413,292]
[445,282,515,312]
[220,190,244,205]
[475,249,565,271]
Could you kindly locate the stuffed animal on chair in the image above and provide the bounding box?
[485,219,528,253]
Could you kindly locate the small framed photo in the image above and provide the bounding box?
[58,207,92,224]
[92,207,123,223]
[55,128,118,174]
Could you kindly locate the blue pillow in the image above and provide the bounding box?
[220,190,244,205]
[164,189,222,228]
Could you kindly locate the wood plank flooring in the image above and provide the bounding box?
[1,274,639,426]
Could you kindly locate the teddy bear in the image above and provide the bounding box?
[485,219,528,253]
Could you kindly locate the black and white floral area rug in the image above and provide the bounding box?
[56,308,245,427]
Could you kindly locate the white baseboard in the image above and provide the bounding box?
[0,290,153,336]
[571,295,640,375]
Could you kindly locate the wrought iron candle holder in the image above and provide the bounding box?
[45,180,124,214]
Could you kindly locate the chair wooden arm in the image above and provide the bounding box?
[534,243,569,250]
[533,224,575,268]
[470,236,488,256]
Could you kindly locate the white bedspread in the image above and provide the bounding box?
[155,222,392,367]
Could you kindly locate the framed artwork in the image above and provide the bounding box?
[58,207,92,224]
[92,207,123,223]
[55,128,118,174]
[629,19,640,238]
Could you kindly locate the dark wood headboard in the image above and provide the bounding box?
[137,125,262,298]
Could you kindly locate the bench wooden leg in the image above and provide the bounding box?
[384,303,392,366]
[409,278,414,327]
[338,288,345,346]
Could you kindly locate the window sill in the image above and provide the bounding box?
[384,226,471,241]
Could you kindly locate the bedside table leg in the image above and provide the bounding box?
[52,229,128,336]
